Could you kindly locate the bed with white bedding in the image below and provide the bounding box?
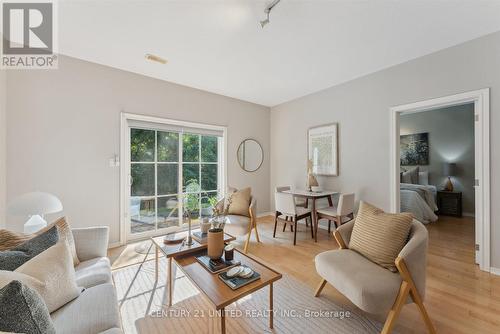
[400,183,438,224]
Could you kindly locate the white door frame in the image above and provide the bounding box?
[389,88,490,272]
[119,112,228,246]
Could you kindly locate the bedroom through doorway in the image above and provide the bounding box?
[389,89,490,272]
[399,104,476,264]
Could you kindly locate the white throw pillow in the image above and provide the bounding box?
[418,171,429,185]
[0,241,81,313]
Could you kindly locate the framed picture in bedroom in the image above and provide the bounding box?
[308,123,339,176]
[400,132,429,166]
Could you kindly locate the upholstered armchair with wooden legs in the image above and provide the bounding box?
[215,190,260,254]
[314,220,436,334]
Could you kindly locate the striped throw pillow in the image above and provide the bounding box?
[349,201,413,272]
[0,217,80,266]
[0,230,32,251]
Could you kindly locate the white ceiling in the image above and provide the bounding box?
[59,0,500,107]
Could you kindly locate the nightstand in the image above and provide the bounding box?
[437,191,462,217]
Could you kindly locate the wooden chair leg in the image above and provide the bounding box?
[327,220,331,234]
[273,212,278,238]
[253,220,260,243]
[411,290,437,334]
[244,227,252,253]
[397,257,437,334]
[314,279,327,297]
[310,215,314,239]
[293,216,298,245]
[305,217,309,227]
[335,215,341,228]
[381,281,411,334]
[290,222,294,232]
[283,216,288,232]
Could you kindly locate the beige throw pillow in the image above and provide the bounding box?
[0,217,80,266]
[226,187,252,217]
[0,241,81,313]
[349,201,413,272]
[0,229,32,251]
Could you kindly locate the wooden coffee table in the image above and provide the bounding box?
[151,230,282,333]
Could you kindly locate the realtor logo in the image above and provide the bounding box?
[1,1,58,69]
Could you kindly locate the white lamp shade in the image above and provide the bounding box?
[7,192,63,216]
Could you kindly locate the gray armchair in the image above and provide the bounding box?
[216,188,260,253]
[314,219,436,334]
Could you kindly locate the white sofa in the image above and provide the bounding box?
[50,226,122,334]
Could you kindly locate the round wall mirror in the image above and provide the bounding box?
[237,139,263,172]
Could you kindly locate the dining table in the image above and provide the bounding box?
[282,189,338,242]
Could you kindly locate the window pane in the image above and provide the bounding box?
[157,131,179,162]
[131,129,155,162]
[201,136,218,162]
[183,134,199,162]
[201,164,217,191]
[201,192,218,218]
[130,197,155,233]
[131,164,154,196]
[183,164,200,189]
[157,196,179,229]
[158,164,178,195]
[184,193,200,219]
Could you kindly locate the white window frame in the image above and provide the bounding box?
[120,112,227,244]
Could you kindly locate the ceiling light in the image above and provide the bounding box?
[260,0,281,28]
[145,53,167,64]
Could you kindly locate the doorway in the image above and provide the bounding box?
[389,89,490,272]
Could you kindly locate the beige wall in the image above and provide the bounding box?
[0,70,5,229]
[6,55,270,243]
[271,31,500,267]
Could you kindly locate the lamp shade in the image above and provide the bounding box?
[442,163,457,177]
[7,192,63,216]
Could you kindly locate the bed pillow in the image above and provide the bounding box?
[0,280,56,334]
[418,171,429,185]
[0,226,59,271]
[401,171,412,184]
[402,166,419,184]
[349,201,413,272]
[0,241,81,313]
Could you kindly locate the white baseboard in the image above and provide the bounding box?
[489,267,500,276]
[462,212,475,218]
[108,241,123,249]
[257,212,274,218]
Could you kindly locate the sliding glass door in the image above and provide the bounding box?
[128,125,222,238]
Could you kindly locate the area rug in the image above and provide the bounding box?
[113,257,386,334]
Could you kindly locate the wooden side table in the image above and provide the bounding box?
[437,191,462,217]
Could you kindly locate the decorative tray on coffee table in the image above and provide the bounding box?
[195,253,241,274]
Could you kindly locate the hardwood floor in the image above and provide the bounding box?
[232,215,500,334]
[110,215,500,333]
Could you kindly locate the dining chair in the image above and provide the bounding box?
[275,186,309,232]
[273,191,313,245]
[316,193,355,234]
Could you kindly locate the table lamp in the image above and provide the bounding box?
[7,192,63,233]
[442,163,457,192]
